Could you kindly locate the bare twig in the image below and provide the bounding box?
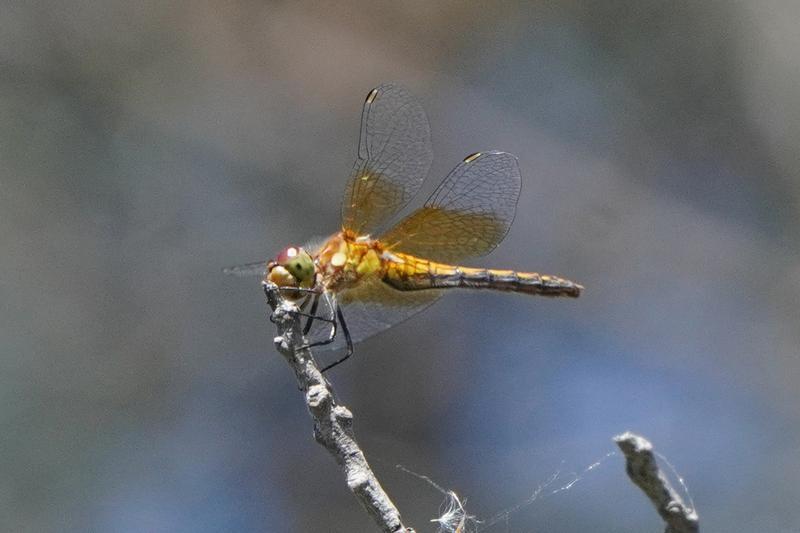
[614,432,699,533]
[264,282,413,533]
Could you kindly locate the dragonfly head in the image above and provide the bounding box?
[267,246,315,288]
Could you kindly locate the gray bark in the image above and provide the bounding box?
[264,282,413,533]
[615,432,699,533]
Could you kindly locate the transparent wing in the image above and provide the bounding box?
[341,83,433,237]
[222,261,267,277]
[306,279,441,352]
[379,151,521,263]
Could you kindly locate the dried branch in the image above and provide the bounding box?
[614,432,699,533]
[264,282,413,533]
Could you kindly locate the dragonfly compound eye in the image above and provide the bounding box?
[276,246,315,284]
[267,265,297,287]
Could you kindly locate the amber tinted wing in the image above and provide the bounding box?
[341,84,433,237]
[379,151,521,263]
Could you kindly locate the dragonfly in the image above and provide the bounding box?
[225,83,583,371]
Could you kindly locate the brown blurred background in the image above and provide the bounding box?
[2,1,800,531]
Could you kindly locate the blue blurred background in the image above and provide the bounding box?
[3,1,800,531]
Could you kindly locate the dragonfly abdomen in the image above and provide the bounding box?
[384,257,582,298]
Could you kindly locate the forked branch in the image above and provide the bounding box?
[264,282,413,533]
[615,432,699,533]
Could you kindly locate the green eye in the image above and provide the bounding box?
[286,252,314,282]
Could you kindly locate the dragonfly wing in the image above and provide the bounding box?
[307,279,441,352]
[341,84,433,237]
[222,260,268,277]
[379,151,521,263]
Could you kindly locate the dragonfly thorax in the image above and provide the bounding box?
[315,231,385,291]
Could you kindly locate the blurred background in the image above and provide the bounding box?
[2,1,800,531]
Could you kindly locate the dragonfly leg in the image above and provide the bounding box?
[269,302,320,324]
[320,305,353,373]
[299,293,338,349]
[305,321,337,348]
[278,286,323,296]
[265,284,324,323]
[292,308,334,324]
[266,283,341,356]
[302,293,321,335]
